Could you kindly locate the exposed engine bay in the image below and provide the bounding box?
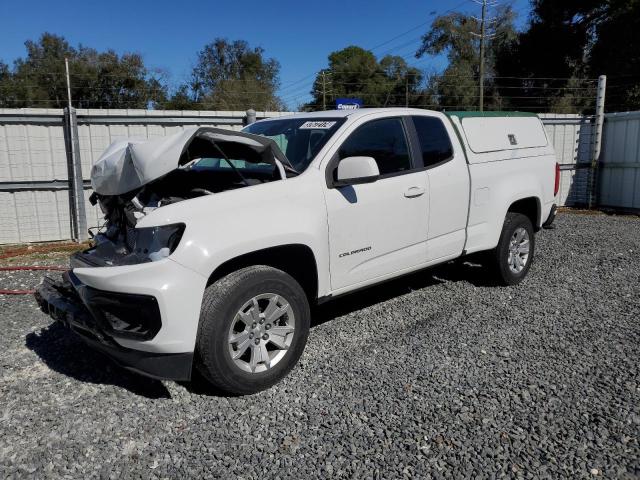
[76,127,294,267]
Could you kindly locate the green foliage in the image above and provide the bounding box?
[588,0,640,111]
[0,61,12,105]
[494,0,640,113]
[181,38,283,111]
[5,1,637,114]
[0,33,166,108]
[160,85,195,110]
[493,1,597,113]
[305,46,424,110]
[1,34,284,111]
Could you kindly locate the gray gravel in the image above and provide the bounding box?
[1,211,639,479]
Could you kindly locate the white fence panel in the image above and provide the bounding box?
[599,111,640,210]
[0,109,69,243]
[2,108,636,244]
[539,113,594,206]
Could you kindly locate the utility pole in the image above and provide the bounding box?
[405,74,409,108]
[65,57,73,108]
[321,71,327,110]
[63,57,88,242]
[479,0,487,111]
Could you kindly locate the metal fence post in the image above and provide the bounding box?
[63,107,88,242]
[589,75,607,209]
[245,109,257,126]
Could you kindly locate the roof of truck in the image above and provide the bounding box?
[445,111,538,118]
[263,108,438,121]
[260,108,538,122]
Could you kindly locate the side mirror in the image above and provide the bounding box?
[335,156,380,186]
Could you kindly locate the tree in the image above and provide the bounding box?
[0,33,166,109]
[585,0,640,111]
[306,46,424,110]
[186,38,283,110]
[161,85,197,110]
[416,6,517,111]
[494,0,640,113]
[493,1,596,113]
[0,61,14,106]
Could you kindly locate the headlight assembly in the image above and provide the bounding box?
[130,223,185,262]
[76,223,186,267]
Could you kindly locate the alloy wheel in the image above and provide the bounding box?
[227,293,295,373]
[507,227,530,273]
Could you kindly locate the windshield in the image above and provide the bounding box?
[243,118,345,172]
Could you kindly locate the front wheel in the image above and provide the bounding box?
[489,212,535,286]
[195,266,310,395]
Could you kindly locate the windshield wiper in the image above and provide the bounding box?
[212,144,250,186]
[283,164,300,177]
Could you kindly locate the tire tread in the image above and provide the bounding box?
[489,212,535,286]
[195,265,309,395]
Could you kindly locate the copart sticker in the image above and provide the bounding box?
[299,121,337,129]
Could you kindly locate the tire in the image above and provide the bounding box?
[195,265,310,395]
[489,212,535,286]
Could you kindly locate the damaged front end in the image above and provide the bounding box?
[35,271,194,380]
[75,192,186,267]
[34,127,285,379]
[75,126,294,268]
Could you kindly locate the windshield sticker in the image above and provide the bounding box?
[299,121,337,130]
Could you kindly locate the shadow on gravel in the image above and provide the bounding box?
[178,369,238,397]
[25,322,171,399]
[430,257,499,288]
[312,257,496,328]
[312,268,443,328]
[23,258,496,399]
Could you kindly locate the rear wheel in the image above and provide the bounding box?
[489,212,535,286]
[195,266,310,395]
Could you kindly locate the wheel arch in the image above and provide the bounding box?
[506,196,541,230]
[206,244,320,303]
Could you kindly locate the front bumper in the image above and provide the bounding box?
[35,271,194,381]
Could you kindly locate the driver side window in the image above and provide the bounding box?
[338,118,411,176]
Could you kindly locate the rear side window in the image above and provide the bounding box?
[338,118,411,176]
[412,116,454,167]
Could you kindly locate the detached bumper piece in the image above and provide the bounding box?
[543,204,557,229]
[34,272,192,381]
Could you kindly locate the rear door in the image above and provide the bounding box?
[323,116,429,291]
[409,115,470,261]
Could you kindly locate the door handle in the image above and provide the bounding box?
[404,186,425,198]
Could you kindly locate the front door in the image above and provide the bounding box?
[324,117,429,291]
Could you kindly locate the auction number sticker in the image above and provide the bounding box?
[299,121,337,129]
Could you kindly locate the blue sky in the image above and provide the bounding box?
[0,0,531,109]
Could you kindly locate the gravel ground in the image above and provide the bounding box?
[0,211,639,479]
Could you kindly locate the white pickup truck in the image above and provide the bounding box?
[36,108,559,394]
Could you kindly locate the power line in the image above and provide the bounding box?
[277,0,477,105]
[278,75,598,101]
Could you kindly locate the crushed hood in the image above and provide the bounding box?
[91,126,293,196]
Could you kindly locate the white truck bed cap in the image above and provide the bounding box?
[446,111,550,162]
